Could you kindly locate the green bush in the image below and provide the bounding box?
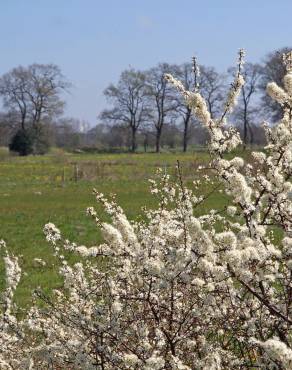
[9,129,33,156]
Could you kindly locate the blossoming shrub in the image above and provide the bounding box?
[1,50,292,369]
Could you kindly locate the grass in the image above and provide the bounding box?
[0,149,230,307]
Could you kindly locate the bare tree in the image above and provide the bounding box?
[0,63,68,149]
[175,61,225,151]
[0,64,68,130]
[145,63,179,153]
[230,63,262,148]
[25,64,69,128]
[0,66,29,130]
[174,62,195,152]
[0,111,18,146]
[101,69,148,152]
[200,65,225,118]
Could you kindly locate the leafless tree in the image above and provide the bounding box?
[145,63,179,153]
[173,62,195,152]
[0,64,69,153]
[230,63,262,148]
[0,64,69,131]
[200,65,225,118]
[175,62,225,151]
[26,64,69,128]
[0,67,29,130]
[101,69,149,152]
[0,112,18,146]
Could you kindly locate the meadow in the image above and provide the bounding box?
[0,148,234,307]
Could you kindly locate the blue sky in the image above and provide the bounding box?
[0,0,291,126]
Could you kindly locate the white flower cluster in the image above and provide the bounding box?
[1,50,292,369]
[43,222,61,245]
[266,82,289,105]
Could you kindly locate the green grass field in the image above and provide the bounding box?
[0,149,232,307]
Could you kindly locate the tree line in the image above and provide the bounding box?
[0,47,290,155]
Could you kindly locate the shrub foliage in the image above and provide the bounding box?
[9,129,33,156]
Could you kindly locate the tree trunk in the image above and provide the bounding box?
[183,125,188,152]
[243,122,247,150]
[143,135,148,153]
[247,122,254,146]
[243,101,248,150]
[21,114,26,131]
[155,129,161,153]
[131,127,137,153]
[183,111,191,152]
